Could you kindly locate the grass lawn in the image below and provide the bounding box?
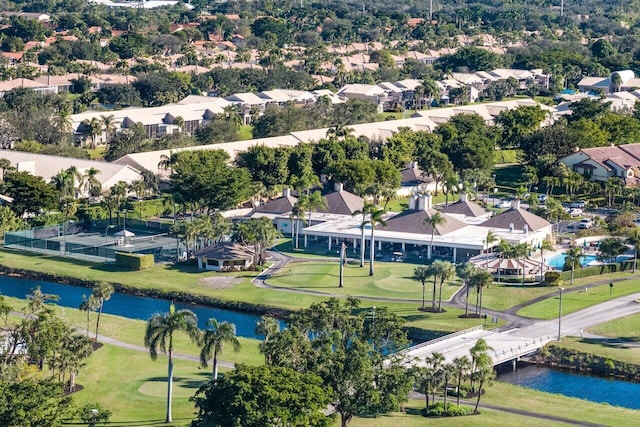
[237,125,253,140]
[516,278,640,319]
[267,261,462,302]
[590,311,640,339]
[85,146,106,160]
[549,336,640,366]
[493,164,524,191]
[479,283,560,311]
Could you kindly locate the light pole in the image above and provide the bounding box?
[90,408,98,427]
[122,209,128,231]
[557,287,564,341]
[105,225,115,262]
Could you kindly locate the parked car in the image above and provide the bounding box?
[570,200,586,209]
[494,200,512,209]
[570,208,583,217]
[579,218,593,229]
[538,194,548,203]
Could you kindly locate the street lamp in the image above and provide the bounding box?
[122,209,128,231]
[105,225,115,262]
[557,287,564,341]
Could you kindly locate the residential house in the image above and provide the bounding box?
[558,143,640,186]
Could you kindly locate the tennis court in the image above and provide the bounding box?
[4,221,184,263]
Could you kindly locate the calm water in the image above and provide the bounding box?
[0,276,273,339]
[547,253,598,269]
[499,364,640,410]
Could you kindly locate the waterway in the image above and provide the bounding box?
[0,276,271,340]
[499,364,640,410]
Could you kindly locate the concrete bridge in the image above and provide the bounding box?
[403,291,640,367]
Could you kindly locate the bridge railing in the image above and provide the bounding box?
[403,325,484,354]
[492,335,552,364]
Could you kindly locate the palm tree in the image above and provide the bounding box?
[416,78,440,109]
[92,282,113,341]
[291,196,307,249]
[368,206,387,276]
[441,363,456,414]
[469,270,492,316]
[82,117,103,149]
[538,239,554,282]
[413,266,432,311]
[199,318,241,380]
[425,211,446,260]
[564,246,584,286]
[305,190,327,228]
[437,261,455,312]
[78,294,99,338]
[0,158,11,180]
[83,167,102,197]
[456,262,476,316]
[452,355,472,406]
[484,230,497,270]
[611,72,623,92]
[515,242,530,285]
[100,114,119,143]
[626,228,640,273]
[144,305,200,424]
[353,202,375,268]
[173,116,185,133]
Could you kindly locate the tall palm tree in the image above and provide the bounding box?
[469,270,492,316]
[92,282,113,341]
[515,242,531,285]
[83,167,102,197]
[368,206,387,276]
[291,196,307,249]
[352,202,375,268]
[100,114,119,143]
[452,355,472,406]
[82,117,103,149]
[305,190,327,227]
[413,266,432,311]
[456,262,476,316]
[199,318,241,380]
[538,239,554,282]
[626,228,640,273]
[144,305,200,424]
[484,230,497,270]
[425,211,446,260]
[441,363,456,415]
[78,294,99,338]
[564,246,584,286]
[173,116,185,133]
[437,261,455,312]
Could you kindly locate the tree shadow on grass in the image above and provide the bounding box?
[583,337,640,349]
[144,376,206,389]
[105,418,191,426]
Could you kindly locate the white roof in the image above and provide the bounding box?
[337,84,386,97]
[257,89,316,103]
[395,79,423,91]
[225,92,266,105]
[377,82,404,93]
[0,149,142,188]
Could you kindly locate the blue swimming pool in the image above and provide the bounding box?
[547,253,632,269]
[546,253,597,269]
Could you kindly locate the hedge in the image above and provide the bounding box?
[559,260,635,281]
[115,252,154,270]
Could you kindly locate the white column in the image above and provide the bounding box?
[402,242,406,251]
[328,237,332,251]
[304,234,308,248]
[378,240,382,250]
[428,244,432,259]
[453,247,457,263]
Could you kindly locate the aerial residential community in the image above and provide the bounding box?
[3,0,640,426]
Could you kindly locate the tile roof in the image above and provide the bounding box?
[255,195,298,214]
[382,208,466,235]
[195,242,254,260]
[317,189,364,215]
[480,207,550,232]
[441,200,487,217]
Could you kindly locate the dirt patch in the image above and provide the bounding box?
[198,276,242,289]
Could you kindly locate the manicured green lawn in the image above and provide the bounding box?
[590,311,640,339]
[479,283,559,311]
[267,261,462,302]
[85,146,106,160]
[516,278,640,319]
[237,125,253,140]
[549,336,640,366]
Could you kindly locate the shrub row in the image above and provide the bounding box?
[115,252,154,270]
[424,402,472,417]
[558,261,635,281]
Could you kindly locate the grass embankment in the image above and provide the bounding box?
[517,278,640,319]
[479,283,559,311]
[548,336,640,366]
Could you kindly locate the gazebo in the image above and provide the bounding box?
[470,254,545,280]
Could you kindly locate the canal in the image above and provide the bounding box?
[0,276,271,340]
[499,363,640,410]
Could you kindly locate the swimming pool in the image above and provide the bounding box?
[547,253,632,269]
[546,253,598,269]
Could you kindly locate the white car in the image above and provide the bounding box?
[494,200,512,209]
[579,218,593,229]
[570,208,583,217]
